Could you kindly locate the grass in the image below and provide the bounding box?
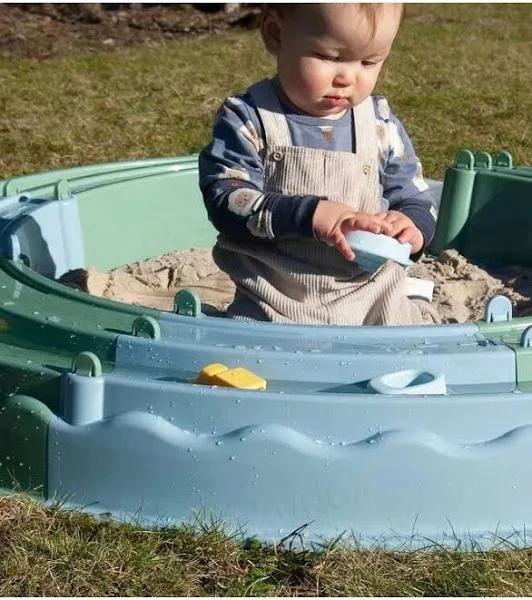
[0,3,532,595]
[4,494,532,596]
[1,4,530,180]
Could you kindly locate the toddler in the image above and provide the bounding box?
[199,3,440,325]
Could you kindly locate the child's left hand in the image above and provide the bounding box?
[375,210,424,254]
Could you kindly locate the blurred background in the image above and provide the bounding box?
[1,3,530,179]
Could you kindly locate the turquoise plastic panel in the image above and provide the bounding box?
[51,369,532,547]
[1,156,195,198]
[77,168,217,270]
[153,314,515,392]
[2,154,532,549]
[2,156,218,271]
[461,170,532,266]
[430,150,532,266]
[47,314,523,547]
[0,194,84,278]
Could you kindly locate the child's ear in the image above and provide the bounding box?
[260,9,283,55]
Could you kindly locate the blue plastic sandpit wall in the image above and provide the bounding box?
[3,155,532,547]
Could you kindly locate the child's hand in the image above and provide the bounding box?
[375,210,424,254]
[313,200,392,262]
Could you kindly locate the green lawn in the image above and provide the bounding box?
[3,494,532,596]
[1,4,530,180]
[1,3,532,596]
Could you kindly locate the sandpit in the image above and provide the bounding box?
[59,248,532,324]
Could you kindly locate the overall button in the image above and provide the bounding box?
[272,151,284,161]
[362,163,371,175]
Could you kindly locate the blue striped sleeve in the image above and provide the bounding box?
[374,96,438,253]
[199,94,320,241]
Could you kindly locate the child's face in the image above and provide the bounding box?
[262,4,401,119]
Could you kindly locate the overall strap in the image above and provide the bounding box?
[351,96,378,163]
[247,79,292,147]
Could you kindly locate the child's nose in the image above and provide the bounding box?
[333,64,357,88]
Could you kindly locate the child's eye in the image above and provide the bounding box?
[362,60,378,67]
[313,52,339,62]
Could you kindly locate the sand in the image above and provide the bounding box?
[59,247,532,324]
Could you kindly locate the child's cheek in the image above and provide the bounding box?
[299,57,329,97]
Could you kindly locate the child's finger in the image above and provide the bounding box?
[375,211,398,222]
[341,216,377,234]
[370,218,393,235]
[379,221,394,235]
[398,232,414,244]
[364,220,383,234]
[334,231,355,261]
[396,225,413,244]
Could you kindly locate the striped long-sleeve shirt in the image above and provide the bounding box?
[199,87,438,254]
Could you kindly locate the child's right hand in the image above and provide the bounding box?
[312,200,391,262]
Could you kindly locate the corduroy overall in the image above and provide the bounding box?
[213,79,438,326]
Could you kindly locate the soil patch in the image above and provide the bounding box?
[0,3,260,59]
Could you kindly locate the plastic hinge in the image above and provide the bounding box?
[72,351,102,377]
[454,149,475,170]
[3,179,21,196]
[55,179,72,200]
[494,151,513,169]
[521,326,532,348]
[131,315,161,339]
[484,295,513,323]
[474,151,492,170]
[174,289,201,317]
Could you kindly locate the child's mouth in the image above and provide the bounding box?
[324,96,350,108]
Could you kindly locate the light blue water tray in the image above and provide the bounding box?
[346,230,413,272]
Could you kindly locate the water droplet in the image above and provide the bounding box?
[229,455,235,461]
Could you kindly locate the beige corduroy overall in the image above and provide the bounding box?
[213,79,438,326]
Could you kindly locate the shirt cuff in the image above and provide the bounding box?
[399,207,436,260]
[263,193,322,239]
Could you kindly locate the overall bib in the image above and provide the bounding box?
[214,79,438,326]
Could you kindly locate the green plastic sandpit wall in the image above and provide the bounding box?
[1,155,218,271]
[429,150,532,268]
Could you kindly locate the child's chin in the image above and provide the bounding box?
[316,106,349,118]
